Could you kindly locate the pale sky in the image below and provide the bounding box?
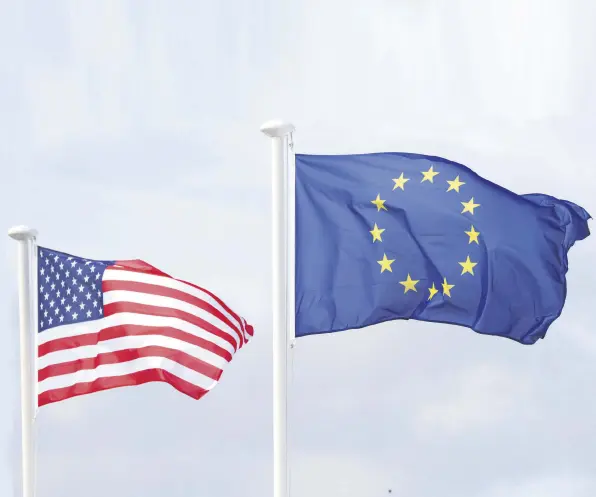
[1,1,595,496]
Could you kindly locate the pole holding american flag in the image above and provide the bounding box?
[261,120,295,497]
[9,226,255,497]
[8,225,38,497]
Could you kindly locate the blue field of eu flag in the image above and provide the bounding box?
[295,153,591,345]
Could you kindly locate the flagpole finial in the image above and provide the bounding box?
[260,120,295,138]
[8,226,37,241]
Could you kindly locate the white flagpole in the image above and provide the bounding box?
[261,120,295,497]
[8,225,38,497]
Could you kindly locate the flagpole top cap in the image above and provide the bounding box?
[8,225,38,241]
[260,120,295,138]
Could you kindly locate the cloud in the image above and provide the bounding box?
[414,363,534,435]
[290,451,399,497]
[479,473,596,497]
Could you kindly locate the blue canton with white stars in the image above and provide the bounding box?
[38,247,115,333]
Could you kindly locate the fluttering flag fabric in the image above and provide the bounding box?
[36,247,253,407]
[295,153,590,344]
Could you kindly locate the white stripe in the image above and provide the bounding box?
[38,356,217,394]
[240,317,252,341]
[37,313,236,355]
[103,290,241,347]
[38,334,229,371]
[104,268,244,332]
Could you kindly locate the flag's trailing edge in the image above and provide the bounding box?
[37,247,253,407]
[294,152,590,345]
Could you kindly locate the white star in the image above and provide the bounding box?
[50,283,55,291]
[56,290,61,298]
[72,312,78,320]
[93,300,98,308]
[40,250,44,257]
[78,285,84,293]
[86,292,92,300]
[76,267,82,276]
[50,266,54,273]
[84,275,90,283]
[59,315,64,322]
[55,273,60,280]
[44,293,49,300]
[97,290,101,297]
[85,261,91,266]
[91,283,96,290]
[95,273,100,280]
[49,300,55,308]
[53,255,58,263]
[67,256,72,260]
[98,308,103,315]
[40,321,44,328]
[59,262,64,270]
[40,268,45,276]
[39,303,43,310]
[61,298,66,305]
[71,261,77,268]
[86,310,92,318]
[90,265,96,273]
[65,270,70,277]
[60,280,65,288]
[79,302,85,310]
[48,317,53,325]
[39,285,43,293]
[65,305,72,312]
[45,258,49,265]
[66,288,71,295]
[45,276,50,283]
[54,308,59,316]
[71,278,77,285]
[72,295,78,303]
[43,310,48,318]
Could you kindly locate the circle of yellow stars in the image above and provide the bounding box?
[369,165,481,301]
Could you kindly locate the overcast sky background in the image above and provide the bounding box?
[1,1,595,496]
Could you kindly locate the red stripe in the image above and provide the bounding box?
[104,301,238,351]
[242,318,255,337]
[38,369,209,407]
[38,345,223,382]
[38,324,233,362]
[102,280,245,347]
[108,260,171,278]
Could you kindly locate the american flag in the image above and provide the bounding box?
[36,247,253,407]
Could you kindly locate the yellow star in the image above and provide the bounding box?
[421,165,439,183]
[461,197,480,214]
[446,175,466,192]
[377,253,395,273]
[459,255,478,275]
[428,283,438,301]
[392,173,410,191]
[399,273,419,293]
[442,277,455,297]
[371,194,388,212]
[370,223,385,242]
[465,225,480,244]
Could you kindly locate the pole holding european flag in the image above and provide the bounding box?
[261,120,590,497]
[261,120,295,497]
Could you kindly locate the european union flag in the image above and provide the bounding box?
[295,153,591,345]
